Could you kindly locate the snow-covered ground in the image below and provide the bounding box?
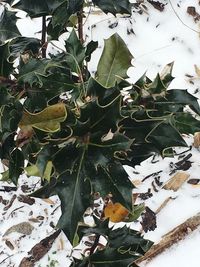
[1,0,200,266]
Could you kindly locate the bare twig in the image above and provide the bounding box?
[41,16,47,58]
[77,9,84,44]
[155,197,174,214]
[3,194,17,211]
[169,0,200,34]
[134,212,200,265]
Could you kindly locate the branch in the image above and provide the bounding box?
[77,9,84,44]
[41,16,47,58]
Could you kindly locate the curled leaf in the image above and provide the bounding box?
[19,103,67,132]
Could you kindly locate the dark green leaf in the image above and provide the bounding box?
[0,7,20,42]
[0,43,13,77]
[166,89,200,115]
[56,148,92,244]
[65,29,85,69]
[12,0,63,17]
[91,163,134,210]
[173,113,200,134]
[36,146,51,176]
[0,87,13,106]
[9,37,41,60]
[108,226,153,253]
[146,122,187,155]
[18,58,48,86]
[147,74,165,95]
[92,0,132,15]
[85,41,98,62]
[9,148,24,185]
[49,0,84,39]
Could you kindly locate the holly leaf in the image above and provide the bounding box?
[9,148,24,185]
[0,87,13,106]
[96,33,133,88]
[9,37,41,60]
[85,41,98,62]
[49,0,84,39]
[12,0,63,17]
[146,122,187,155]
[107,226,153,253]
[166,89,200,115]
[17,58,48,86]
[19,103,67,132]
[85,227,152,267]
[0,43,13,77]
[0,7,21,42]
[91,163,134,210]
[65,29,85,70]
[56,149,91,244]
[174,113,200,134]
[92,0,132,15]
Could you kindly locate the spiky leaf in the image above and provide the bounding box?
[19,103,67,132]
[0,7,20,42]
[96,33,133,88]
[92,0,132,15]
[0,43,13,77]
[9,148,24,185]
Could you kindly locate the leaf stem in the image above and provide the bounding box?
[89,234,100,256]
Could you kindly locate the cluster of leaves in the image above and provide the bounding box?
[73,223,153,267]
[121,62,200,165]
[1,0,200,266]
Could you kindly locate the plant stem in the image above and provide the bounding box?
[41,16,47,58]
[89,234,100,256]
[77,9,84,44]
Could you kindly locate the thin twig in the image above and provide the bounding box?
[41,16,47,58]
[169,0,200,34]
[78,9,84,44]
[0,255,12,265]
[7,205,25,219]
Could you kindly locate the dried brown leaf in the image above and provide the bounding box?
[140,207,157,232]
[163,172,190,191]
[193,132,200,148]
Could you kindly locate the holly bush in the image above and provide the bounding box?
[0,0,200,266]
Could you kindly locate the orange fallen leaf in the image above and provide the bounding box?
[104,202,129,223]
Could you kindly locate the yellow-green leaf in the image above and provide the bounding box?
[43,161,53,181]
[25,161,53,181]
[25,164,40,177]
[19,103,67,132]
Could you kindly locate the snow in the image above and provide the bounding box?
[1,0,200,266]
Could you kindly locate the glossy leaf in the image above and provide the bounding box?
[92,0,132,15]
[0,43,13,77]
[173,113,200,134]
[166,89,200,115]
[96,33,133,88]
[49,0,84,39]
[9,148,24,185]
[56,149,91,244]
[65,29,85,70]
[88,226,153,267]
[0,7,20,42]
[12,0,63,17]
[9,37,41,60]
[146,122,187,155]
